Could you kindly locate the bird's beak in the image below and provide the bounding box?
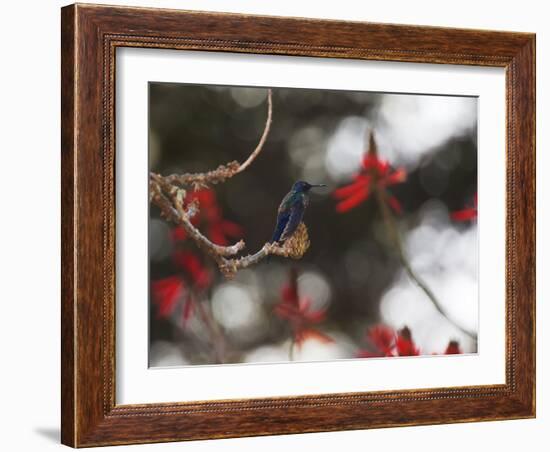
[310,183,327,188]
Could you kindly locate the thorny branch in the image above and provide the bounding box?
[149,89,310,278]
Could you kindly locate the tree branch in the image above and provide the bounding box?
[149,89,310,278]
[234,90,273,175]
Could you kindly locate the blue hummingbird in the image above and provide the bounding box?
[270,181,327,243]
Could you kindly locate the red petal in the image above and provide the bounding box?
[335,186,370,213]
[208,224,229,245]
[172,250,188,270]
[363,154,391,176]
[376,160,390,175]
[281,283,298,305]
[303,307,327,324]
[298,296,312,312]
[385,168,407,185]
[171,226,187,242]
[387,195,402,214]
[221,220,244,238]
[188,189,215,206]
[395,328,420,356]
[333,175,370,200]
[368,325,395,355]
[186,189,221,226]
[445,340,461,354]
[395,337,419,356]
[204,206,222,223]
[172,251,211,289]
[274,301,298,320]
[451,208,477,222]
[172,250,195,272]
[151,276,184,318]
[363,154,380,171]
[189,213,201,227]
[182,294,196,325]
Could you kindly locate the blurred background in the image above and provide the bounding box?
[148,83,478,367]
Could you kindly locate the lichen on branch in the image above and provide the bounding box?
[219,223,310,278]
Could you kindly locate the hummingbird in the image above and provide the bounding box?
[270,181,327,243]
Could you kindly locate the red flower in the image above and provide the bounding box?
[152,250,211,324]
[154,190,242,328]
[387,195,403,214]
[445,340,461,354]
[172,251,212,289]
[357,324,419,358]
[367,325,395,357]
[170,189,244,246]
[171,226,187,242]
[183,189,244,245]
[357,324,463,358]
[207,220,243,246]
[395,327,420,356]
[151,276,185,318]
[274,270,332,346]
[334,154,406,213]
[333,175,371,212]
[451,193,477,222]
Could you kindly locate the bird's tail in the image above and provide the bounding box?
[270,232,281,244]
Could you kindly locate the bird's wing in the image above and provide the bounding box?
[277,191,294,215]
[271,211,290,243]
[271,191,294,243]
[280,202,304,242]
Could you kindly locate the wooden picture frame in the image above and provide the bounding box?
[61,3,535,447]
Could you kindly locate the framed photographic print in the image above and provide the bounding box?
[61,3,535,447]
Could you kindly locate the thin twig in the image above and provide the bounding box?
[374,186,476,341]
[368,132,477,341]
[160,89,273,188]
[234,90,273,174]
